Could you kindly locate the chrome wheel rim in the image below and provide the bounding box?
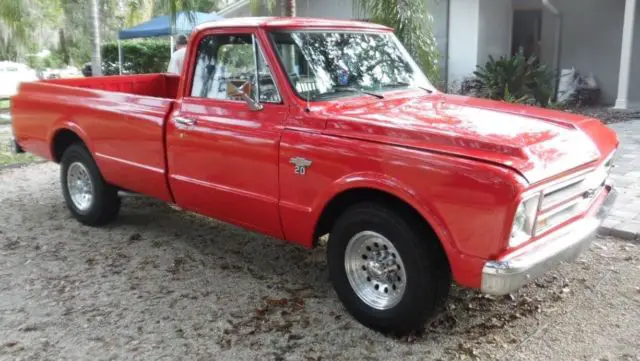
[67,162,94,212]
[344,231,407,310]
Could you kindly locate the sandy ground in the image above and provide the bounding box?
[1,163,639,361]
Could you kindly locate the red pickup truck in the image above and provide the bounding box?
[10,17,618,335]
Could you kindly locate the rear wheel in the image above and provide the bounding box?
[327,202,450,335]
[60,143,120,226]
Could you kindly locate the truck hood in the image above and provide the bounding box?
[321,93,618,183]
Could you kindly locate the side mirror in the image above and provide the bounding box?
[226,81,263,111]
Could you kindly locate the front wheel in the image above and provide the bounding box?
[327,203,450,335]
[60,143,121,226]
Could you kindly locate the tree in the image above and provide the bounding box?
[0,0,218,65]
[152,0,221,25]
[0,0,122,64]
[284,0,295,16]
[0,0,58,61]
[90,0,102,75]
[249,0,295,16]
[358,0,440,82]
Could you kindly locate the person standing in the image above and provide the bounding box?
[167,34,188,74]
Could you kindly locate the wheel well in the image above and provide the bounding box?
[314,188,443,250]
[52,129,83,163]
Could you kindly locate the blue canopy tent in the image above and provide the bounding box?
[116,11,224,74]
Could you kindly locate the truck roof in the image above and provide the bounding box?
[194,16,393,32]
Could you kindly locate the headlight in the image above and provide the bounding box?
[509,194,541,247]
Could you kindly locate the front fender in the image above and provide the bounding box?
[310,171,456,253]
[307,171,488,288]
[277,129,518,289]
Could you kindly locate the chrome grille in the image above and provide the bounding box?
[536,187,601,234]
[534,150,615,235]
[540,174,588,211]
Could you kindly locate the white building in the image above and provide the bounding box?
[218,0,639,108]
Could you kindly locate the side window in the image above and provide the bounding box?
[274,41,315,97]
[190,34,281,103]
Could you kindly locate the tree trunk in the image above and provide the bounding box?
[285,0,296,16]
[59,29,70,65]
[90,0,102,76]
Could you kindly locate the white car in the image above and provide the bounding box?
[58,65,83,78]
[0,61,38,99]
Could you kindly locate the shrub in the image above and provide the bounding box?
[101,39,171,75]
[470,49,554,107]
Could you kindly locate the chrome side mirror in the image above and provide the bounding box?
[227,82,263,112]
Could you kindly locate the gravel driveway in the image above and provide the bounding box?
[1,163,639,361]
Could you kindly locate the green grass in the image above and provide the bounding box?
[0,100,41,167]
[0,152,40,167]
[0,99,10,126]
[0,128,42,167]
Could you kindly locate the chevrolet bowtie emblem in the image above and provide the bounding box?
[290,157,312,175]
[583,188,598,199]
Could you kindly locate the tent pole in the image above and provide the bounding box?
[117,39,123,75]
[170,36,175,56]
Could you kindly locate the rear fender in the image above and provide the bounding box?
[48,120,94,161]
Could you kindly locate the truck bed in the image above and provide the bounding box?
[42,73,180,99]
[11,74,180,202]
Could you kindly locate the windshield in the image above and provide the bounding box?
[270,31,434,101]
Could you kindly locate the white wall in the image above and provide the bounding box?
[221,0,360,20]
[540,0,640,105]
[218,0,252,17]
[478,0,513,65]
[447,0,513,87]
[447,0,480,86]
[428,0,450,85]
[296,0,358,18]
[512,0,541,10]
[632,3,640,105]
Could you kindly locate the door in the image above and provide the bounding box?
[512,10,542,59]
[166,30,288,238]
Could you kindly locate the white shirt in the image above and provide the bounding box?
[167,47,186,74]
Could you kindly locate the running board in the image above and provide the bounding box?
[117,191,145,197]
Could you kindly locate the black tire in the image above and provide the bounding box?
[327,202,451,335]
[60,143,120,226]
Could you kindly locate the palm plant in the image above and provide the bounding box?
[90,0,102,75]
[358,0,440,82]
[154,0,200,25]
[473,49,554,107]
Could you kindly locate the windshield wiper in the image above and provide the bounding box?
[334,86,384,99]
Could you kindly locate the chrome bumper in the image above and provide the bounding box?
[481,185,617,295]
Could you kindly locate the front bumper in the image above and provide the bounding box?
[481,184,617,295]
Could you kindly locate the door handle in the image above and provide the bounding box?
[175,116,196,126]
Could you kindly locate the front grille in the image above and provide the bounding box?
[534,150,615,235]
[540,174,588,211]
[536,186,602,234]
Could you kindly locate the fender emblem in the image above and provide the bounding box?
[290,157,312,175]
[583,188,598,199]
